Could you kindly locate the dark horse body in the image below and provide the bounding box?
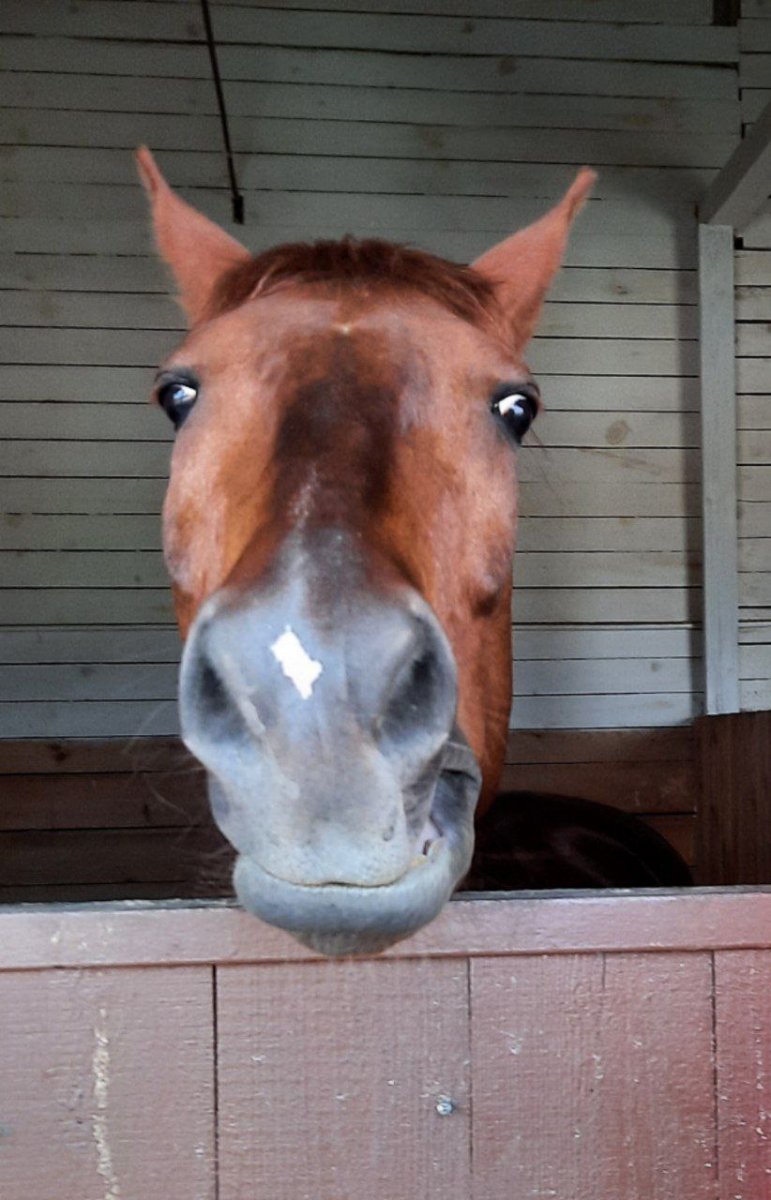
[138,149,680,956]
[465,792,692,891]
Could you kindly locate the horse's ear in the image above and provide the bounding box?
[136,145,250,326]
[472,168,596,349]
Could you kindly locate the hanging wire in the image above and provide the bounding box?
[200,0,245,224]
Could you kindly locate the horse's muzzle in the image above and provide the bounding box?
[178,574,481,954]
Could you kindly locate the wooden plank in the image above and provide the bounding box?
[470,952,716,1200]
[0,698,179,738]
[216,958,470,1200]
[739,572,771,606]
[498,758,697,813]
[533,412,699,448]
[3,478,166,514]
[736,323,771,357]
[512,589,699,625]
[739,500,771,535]
[518,519,696,553]
[701,99,771,228]
[740,539,771,571]
[510,693,700,729]
[740,465,771,499]
[5,892,771,971]
[0,81,732,132]
[0,37,738,97]
[736,250,771,284]
[740,17,771,51]
[736,286,771,320]
[738,395,771,428]
[0,825,226,888]
[505,726,694,763]
[0,880,197,904]
[0,770,207,830]
[0,966,215,1200]
[514,625,699,658]
[0,662,176,701]
[514,656,694,695]
[740,677,771,708]
[0,736,189,774]
[0,513,165,551]
[0,365,151,401]
[0,4,738,62]
[714,950,771,1200]
[515,551,695,589]
[520,482,699,518]
[0,625,178,663]
[742,207,771,249]
[0,292,183,332]
[740,641,771,676]
[696,711,771,884]
[176,0,718,20]
[698,225,740,714]
[0,552,168,587]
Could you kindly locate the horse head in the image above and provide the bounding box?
[137,148,594,954]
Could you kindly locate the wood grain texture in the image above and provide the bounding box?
[696,711,771,884]
[4,892,771,972]
[0,965,215,1200]
[470,952,717,1200]
[714,949,771,1200]
[216,957,471,1200]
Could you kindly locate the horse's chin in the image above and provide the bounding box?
[231,761,479,957]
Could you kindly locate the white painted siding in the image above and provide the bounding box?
[737,0,771,711]
[0,0,742,736]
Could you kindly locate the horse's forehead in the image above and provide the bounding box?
[191,287,501,374]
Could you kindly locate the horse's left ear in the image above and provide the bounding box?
[136,145,251,326]
[472,168,596,349]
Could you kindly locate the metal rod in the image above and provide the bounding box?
[200,0,245,224]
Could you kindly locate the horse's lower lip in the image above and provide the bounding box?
[232,834,462,957]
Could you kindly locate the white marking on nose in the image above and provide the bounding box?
[270,626,323,700]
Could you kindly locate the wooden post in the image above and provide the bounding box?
[696,710,771,884]
[698,223,739,715]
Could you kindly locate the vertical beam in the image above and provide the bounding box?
[698,223,739,715]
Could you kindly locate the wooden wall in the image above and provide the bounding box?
[1,893,770,1200]
[0,726,699,903]
[0,0,749,741]
[737,0,771,710]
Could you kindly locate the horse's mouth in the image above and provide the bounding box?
[230,743,480,957]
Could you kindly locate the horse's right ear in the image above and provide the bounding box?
[136,146,250,326]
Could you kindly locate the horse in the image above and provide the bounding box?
[136,147,595,955]
[463,792,693,891]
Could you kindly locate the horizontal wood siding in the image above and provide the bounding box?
[0,1,743,736]
[737,5,771,711]
[0,726,696,903]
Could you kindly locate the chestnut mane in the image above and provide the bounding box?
[210,236,498,325]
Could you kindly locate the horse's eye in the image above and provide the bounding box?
[491,385,539,444]
[157,377,198,429]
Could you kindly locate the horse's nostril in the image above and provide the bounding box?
[378,630,455,756]
[199,661,229,719]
